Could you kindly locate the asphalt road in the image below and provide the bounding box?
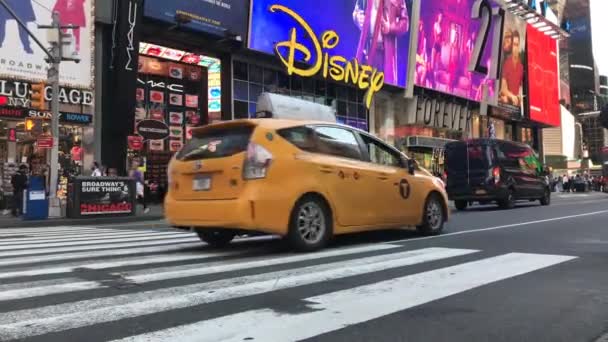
[0,192,607,342]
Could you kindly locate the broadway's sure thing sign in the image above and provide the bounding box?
[0,0,94,88]
[79,179,134,216]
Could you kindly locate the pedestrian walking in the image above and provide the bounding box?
[10,164,28,217]
[91,162,102,177]
[129,162,149,214]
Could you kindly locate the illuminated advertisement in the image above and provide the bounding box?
[415,0,494,101]
[527,25,560,127]
[0,0,94,88]
[144,0,249,39]
[497,11,527,115]
[249,0,413,99]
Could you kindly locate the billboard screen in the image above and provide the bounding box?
[497,11,527,115]
[0,0,94,88]
[527,24,560,127]
[415,0,495,101]
[144,0,249,39]
[249,0,413,89]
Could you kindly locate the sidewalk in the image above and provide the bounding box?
[0,205,164,229]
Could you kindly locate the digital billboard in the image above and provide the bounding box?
[415,0,495,101]
[144,0,249,39]
[249,0,413,93]
[527,24,560,127]
[497,11,527,115]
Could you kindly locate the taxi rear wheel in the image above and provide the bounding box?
[196,230,235,248]
[288,196,332,252]
[417,193,445,236]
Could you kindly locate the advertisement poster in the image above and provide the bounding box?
[415,0,495,101]
[527,24,560,127]
[498,11,527,115]
[79,180,134,216]
[0,0,94,88]
[144,0,249,39]
[249,0,413,88]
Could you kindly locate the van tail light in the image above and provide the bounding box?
[243,142,273,180]
[492,166,501,184]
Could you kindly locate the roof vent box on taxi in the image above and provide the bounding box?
[255,92,337,122]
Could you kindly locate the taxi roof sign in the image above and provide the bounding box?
[256,92,337,123]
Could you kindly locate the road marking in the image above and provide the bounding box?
[393,210,608,244]
[121,243,400,283]
[0,247,478,340]
[0,228,120,236]
[0,230,187,244]
[0,242,203,267]
[0,232,192,250]
[0,237,200,258]
[0,244,399,300]
[116,253,576,342]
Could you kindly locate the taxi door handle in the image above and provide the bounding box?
[319,166,334,174]
[377,173,389,180]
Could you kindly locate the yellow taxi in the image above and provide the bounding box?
[165,94,449,251]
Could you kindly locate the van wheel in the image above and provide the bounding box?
[417,194,445,236]
[454,200,468,211]
[287,196,332,252]
[540,189,551,206]
[196,230,235,248]
[499,190,516,209]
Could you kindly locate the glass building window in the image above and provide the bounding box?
[232,61,368,129]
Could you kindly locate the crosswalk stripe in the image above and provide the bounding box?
[0,237,200,258]
[0,242,203,267]
[122,243,399,284]
[0,244,399,301]
[114,253,576,342]
[0,232,193,250]
[0,228,121,237]
[0,250,241,280]
[0,247,478,340]
[0,230,185,244]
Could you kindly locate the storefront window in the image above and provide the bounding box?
[232,60,368,130]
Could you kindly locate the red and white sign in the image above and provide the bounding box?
[37,136,53,149]
[527,25,560,127]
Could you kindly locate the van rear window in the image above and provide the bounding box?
[176,126,254,161]
[446,143,490,171]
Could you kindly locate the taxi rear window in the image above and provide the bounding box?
[176,126,254,161]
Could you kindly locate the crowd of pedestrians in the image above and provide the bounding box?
[551,173,607,193]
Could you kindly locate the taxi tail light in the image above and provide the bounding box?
[243,142,273,180]
[492,166,501,184]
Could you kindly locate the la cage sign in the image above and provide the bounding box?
[271,5,384,109]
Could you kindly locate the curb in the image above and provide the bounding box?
[0,215,164,229]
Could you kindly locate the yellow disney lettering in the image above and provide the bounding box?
[272,4,384,108]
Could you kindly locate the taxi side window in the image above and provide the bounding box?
[361,135,402,167]
[277,126,317,153]
[313,126,363,160]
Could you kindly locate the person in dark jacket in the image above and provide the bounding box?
[0,0,36,54]
[11,164,28,217]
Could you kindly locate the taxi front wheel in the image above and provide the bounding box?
[417,193,445,236]
[287,196,333,252]
[196,230,236,248]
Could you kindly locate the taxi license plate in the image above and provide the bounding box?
[193,176,211,191]
[475,189,487,195]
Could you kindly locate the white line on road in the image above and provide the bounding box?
[395,210,608,244]
[0,230,186,244]
[115,253,576,342]
[0,237,200,258]
[0,247,478,340]
[0,244,399,301]
[0,228,121,236]
[0,242,203,267]
[0,232,193,250]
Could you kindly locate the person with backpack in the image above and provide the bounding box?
[11,165,28,217]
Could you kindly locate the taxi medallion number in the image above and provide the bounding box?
[193,176,211,191]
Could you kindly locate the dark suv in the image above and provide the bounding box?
[445,139,550,210]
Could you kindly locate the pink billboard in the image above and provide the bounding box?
[415,0,494,101]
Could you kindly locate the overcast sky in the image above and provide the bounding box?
[591,0,607,75]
